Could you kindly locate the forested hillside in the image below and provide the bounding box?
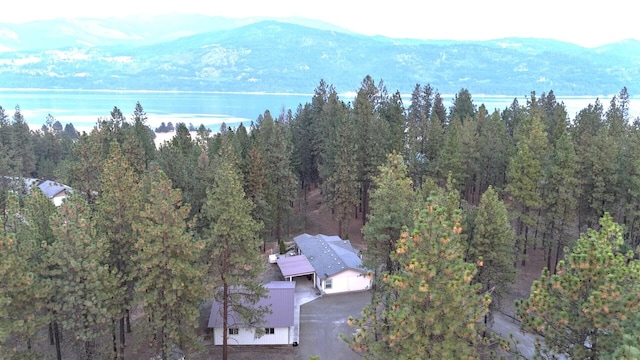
[1,18,639,94]
[1,78,640,359]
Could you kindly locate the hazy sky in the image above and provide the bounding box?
[3,0,638,47]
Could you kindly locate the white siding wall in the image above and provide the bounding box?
[213,327,290,345]
[323,269,371,294]
[52,193,67,207]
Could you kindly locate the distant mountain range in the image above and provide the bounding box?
[1,16,638,95]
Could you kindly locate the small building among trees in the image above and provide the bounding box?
[292,233,371,294]
[208,281,295,346]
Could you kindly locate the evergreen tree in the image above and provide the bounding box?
[251,110,296,244]
[326,107,358,238]
[435,117,465,188]
[95,141,142,359]
[130,101,156,171]
[66,130,104,204]
[467,186,515,312]
[477,108,510,195]
[290,103,319,192]
[378,90,405,156]
[133,169,206,360]
[12,105,36,176]
[571,100,606,229]
[621,119,640,249]
[542,131,580,271]
[348,192,489,359]
[517,214,640,358]
[405,83,438,187]
[506,114,549,266]
[362,153,414,273]
[449,88,476,124]
[0,193,51,359]
[538,90,569,147]
[244,144,270,247]
[46,194,121,360]
[200,144,267,360]
[353,80,387,223]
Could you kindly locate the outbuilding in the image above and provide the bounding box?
[208,281,295,346]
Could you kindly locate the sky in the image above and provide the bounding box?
[2,1,639,47]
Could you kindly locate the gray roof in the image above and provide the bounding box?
[208,281,295,329]
[293,233,366,280]
[277,255,315,278]
[37,180,72,199]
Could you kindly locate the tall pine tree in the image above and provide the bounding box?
[133,169,206,359]
[200,144,267,360]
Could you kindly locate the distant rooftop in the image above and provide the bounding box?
[36,179,72,199]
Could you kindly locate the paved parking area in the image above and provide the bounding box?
[295,291,371,360]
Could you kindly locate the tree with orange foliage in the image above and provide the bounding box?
[517,213,640,358]
[347,191,489,359]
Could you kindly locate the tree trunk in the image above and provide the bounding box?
[119,316,125,359]
[49,321,55,345]
[223,282,229,360]
[53,321,62,360]
[126,309,132,333]
[521,226,528,267]
[554,241,563,274]
[112,319,118,359]
[85,340,94,360]
[362,181,370,225]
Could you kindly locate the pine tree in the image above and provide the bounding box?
[200,144,267,360]
[158,123,204,220]
[95,141,142,359]
[11,105,36,176]
[0,193,51,359]
[378,90,405,156]
[542,131,580,271]
[506,114,549,266]
[353,82,387,224]
[129,101,156,172]
[133,169,206,359]
[435,117,465,189]
[66,130,104,204]
[362,153,414,274]
[571,100,606,229]
[449,88,476,124]
[46,194,121,360]
[467,186,515,312]
[405,83,431,186]
[348,192,489,359]
[326,107,358,238]
[290,103,319,192]
[516,214,640,358]
[465,107,511,203]
[251,110,296,244]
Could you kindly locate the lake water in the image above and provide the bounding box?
[0,89,638,132]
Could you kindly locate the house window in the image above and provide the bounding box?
[228,328,239,335]
[265,328,275,334]
[325,279,332,289]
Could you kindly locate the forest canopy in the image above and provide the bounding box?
[1,79,639,359]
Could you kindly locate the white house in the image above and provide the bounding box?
[293,233,371,294]
[208,281,295,346]
[11,177,73,206]
[36,179,72,206]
